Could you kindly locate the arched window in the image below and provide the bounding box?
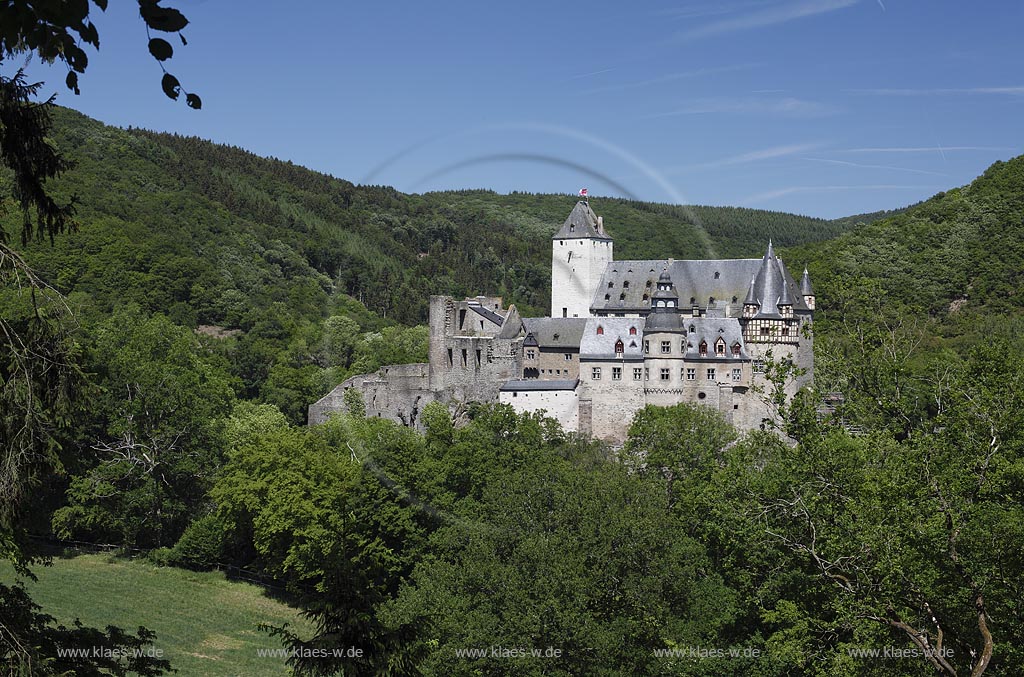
[699,340,708,357]
[629,326,637,335]
[615,339,624,355]
[597,325,604,335]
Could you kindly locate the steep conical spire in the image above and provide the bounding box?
[744,276,758,306]
[778,260,794,307]
[800,267,814,296]
[750,240,786,317]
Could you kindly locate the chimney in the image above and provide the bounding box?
[597,216,604,233]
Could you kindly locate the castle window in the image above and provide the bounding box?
[714,271,720,279]
[781,327,790,336]
[461,349,467,367]
[661,340,671,354]
[761,326,770,335]
[689,325,695,333]
[619,293,626,301]
[660,368,670,380]
[686,368,696,381]
[526,349,535,359]
[732,296,738,303]
[644,340,650,354]
[646,280,652,287]
[605,294,611,301]
[710,297,715,305]
[698,392,706,400]
[608,281,614,288]
[715,339,726,356]
[732,368,742,382]
[623,281,630,289]
[753,359,766,373]
[612,366,622,380]
[629,326,637,335]
[690,297,696,304]
[699,341,708,357]
[447,348,453,366]
[642,294,649,303]
[634,367,643,380]
[567,252,573,262]
[570,224,575,232]
[592,367,601,380]
[732,343,741,357]
[596,325,604,335]
[707,368,716,381]
[615,340,624,355]
[564,353,572,360]
[475,349,481,367]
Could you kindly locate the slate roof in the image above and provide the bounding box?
[579,318,644,360]
[553,201,612,241]
[590,245,809,316]
[521,318,588,350]
[800,267,814,296]
[500,379,579,392]
[671,318,750,361]
[468,303,505,326]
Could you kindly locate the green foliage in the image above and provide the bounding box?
[52,306,236,548]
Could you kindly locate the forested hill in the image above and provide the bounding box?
[793,154,1024,323]
[19,107,849,327]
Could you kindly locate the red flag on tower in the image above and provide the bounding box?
[579,188,588,197]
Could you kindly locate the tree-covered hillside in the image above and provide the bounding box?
[16,107,850,327]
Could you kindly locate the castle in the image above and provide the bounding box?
[309,200,815,442]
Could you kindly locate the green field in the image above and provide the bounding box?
[1,553,316,676]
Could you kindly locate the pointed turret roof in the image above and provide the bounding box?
[553,201,612,240]
[743,276,758,306]
[800,267,814,296]
[750,240,788,317]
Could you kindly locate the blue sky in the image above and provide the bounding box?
[20,0,1024,218]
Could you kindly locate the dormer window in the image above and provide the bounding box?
[645,280,652,287]
[570,224,575,232]
[629,326,637,336]
[623,281,630,289]
[605,294,610,300]
[642,293,649,302]
[714,271,720,279]
[689,325,695,333]
[608,281,614,288]
[732,343,741,357]
[690,297,696,304]
[699,341,708,357]
[619,293,626,301]
[715,339,726,356]
[596,325,604,335]
[615,340,624,355]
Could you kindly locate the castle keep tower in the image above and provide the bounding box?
[551,200,613,319]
